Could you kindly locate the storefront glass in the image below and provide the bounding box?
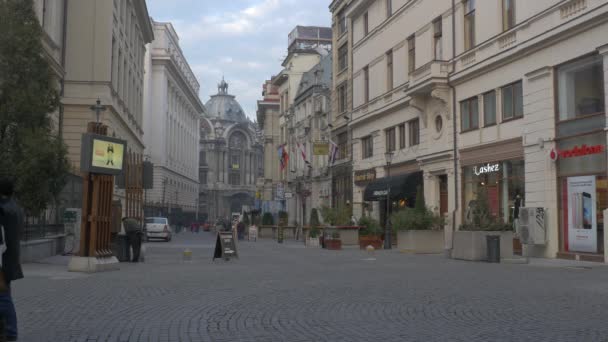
[463,159,525,224]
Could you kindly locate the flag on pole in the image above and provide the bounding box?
[278,144,289,171]
[328,139,338,166]
[297,142,310,165]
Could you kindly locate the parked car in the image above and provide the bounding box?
[145,217,172,242]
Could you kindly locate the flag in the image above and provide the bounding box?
[278,144,289,171]
[328,139,338,166]
[297,142,310,165]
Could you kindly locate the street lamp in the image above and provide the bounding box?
[384,151,394,250]
[89,98,106,123]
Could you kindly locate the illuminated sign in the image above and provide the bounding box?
[550,145,604,161]
[355,169,376,185]
[473,163,500,176]
[80,133,127,175]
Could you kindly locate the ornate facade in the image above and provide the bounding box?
[199,80,263,221]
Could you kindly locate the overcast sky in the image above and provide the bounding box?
[147,0,331,120]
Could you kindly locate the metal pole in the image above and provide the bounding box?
[384,164,391,249]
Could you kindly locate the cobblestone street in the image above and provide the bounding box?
[15,232,608,342]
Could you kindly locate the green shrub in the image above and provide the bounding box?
[309,226,320,238]
[391,207,444,231]
[278,211,288,226]
[320,205,352,226]
[357,216,381,236]
[262,212,274,225]
[460,188,513,231]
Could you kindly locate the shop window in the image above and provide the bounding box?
[362,136,373,159]
[460,97,479,131]
[483,90,497,126]
[386,127,396,152]
[398,124,406,149]
[463,159,525,224]
[502,81,523,120]
[409,118,420,146]
[558,55,605,121]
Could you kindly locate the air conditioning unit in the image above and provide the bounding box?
[517,207,546,245]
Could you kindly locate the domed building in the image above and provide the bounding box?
[198,79,264,222]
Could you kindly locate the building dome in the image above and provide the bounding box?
[204,78,247,122]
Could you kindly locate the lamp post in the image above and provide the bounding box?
[384,151,394,249]
[89,98,106,123]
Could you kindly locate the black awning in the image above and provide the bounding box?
[363,171,423,202]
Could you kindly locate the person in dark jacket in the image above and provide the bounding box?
[0,178,24,341]
[122,217,142,262]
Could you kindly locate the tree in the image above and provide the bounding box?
[0,0,69,216]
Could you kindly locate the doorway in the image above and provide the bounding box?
[439,175,448,216]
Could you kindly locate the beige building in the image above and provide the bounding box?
[143,20,204,221]
[272,26,332,225]
[256,80,281,214]
[329,0,354,209]
[346,0,456,245]
[61,0,154,170]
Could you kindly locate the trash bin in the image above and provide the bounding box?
[114,235,130,262]
[486,235,500,263]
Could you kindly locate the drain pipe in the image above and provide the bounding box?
[448,0,458,255]
[58,0,69,139]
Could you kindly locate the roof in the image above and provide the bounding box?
[204,78,247,122]
[294,53,333,103]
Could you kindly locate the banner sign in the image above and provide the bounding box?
[80,133,127,175]
[355,169,376,185]
[566,176,597,253]
[313,142,329,155]
[275,183,285,200]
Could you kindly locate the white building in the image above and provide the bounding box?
[143,20,204,222]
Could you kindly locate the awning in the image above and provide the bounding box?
[363,172,423,202]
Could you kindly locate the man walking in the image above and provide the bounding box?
[0,178,24,341]
[122,217,142,262]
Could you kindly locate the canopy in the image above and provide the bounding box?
[363,171,423,202]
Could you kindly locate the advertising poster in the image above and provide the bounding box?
[567,176,597,253]
[92,139,124,170]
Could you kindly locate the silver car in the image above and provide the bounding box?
[145,217,172,242]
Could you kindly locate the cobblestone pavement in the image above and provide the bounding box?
[15,232,608,342]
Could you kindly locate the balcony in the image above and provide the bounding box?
[408,60,451,94]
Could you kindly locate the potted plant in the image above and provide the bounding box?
[325,231,342,250]
[453,188,514,261]
[307,208,321,247]
[262,212,274,225]
[320,205,358,246]
[259,212,274,238]
[278,211,288,226]
[393,186,445,253]
[358,216,383,249]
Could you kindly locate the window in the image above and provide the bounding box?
[337,132,348,160]
[337,83,347,114]
[502,0,515,31]
[199,171,207,185]
[386,50,393,91]
[434,18,443,60]
[558,55,605,121]
[338,44,348,72]
[363,66,370,103]
[386,127,396,152]
[363,12,369,36]
[461,97,479,131]
[408,35,416,74]
[362,136,373,159]
[338,9,347,35]
[502,81,523,120]
[399,124,406,149]
[464,0,476,51]
[386,0,392,18]
[229,172,240,186]
[483,91,497,126]
[409,119,420,146]
[231,154,240,169]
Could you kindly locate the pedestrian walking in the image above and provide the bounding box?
[122,217,142,262]
[0,178,24,341]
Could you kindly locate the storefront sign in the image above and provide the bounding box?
[355,169,376,185]
[373,190,389,197]
[284,192,293,199]
[550,144,604,161]
[275,183,285,200]
[473,163,500,176]
[313,142,329,155]
[566,176,597,253]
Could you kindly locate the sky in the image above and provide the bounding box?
[147,0,332,120]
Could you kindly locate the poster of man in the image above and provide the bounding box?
[92,139,124,170]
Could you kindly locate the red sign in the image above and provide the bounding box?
[550,144,604,161]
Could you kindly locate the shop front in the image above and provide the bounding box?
[460,139,526,252]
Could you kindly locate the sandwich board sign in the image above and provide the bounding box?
[213,231,238,261]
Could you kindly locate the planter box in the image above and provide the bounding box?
[397,230,444,254]
[258,225,275,238]
[452,231,514,261]
[359,236,383,249]
[325,239,342,250]
[306,237,320,247]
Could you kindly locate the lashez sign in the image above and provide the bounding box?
[550,144,604,161]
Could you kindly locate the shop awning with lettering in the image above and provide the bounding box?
[363,171,423,202]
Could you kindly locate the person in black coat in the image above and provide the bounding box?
[0,178,24,341]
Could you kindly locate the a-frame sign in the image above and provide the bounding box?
[213,231,238,261]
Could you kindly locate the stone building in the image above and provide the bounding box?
[199,80,264,222]
[143,20,205,222]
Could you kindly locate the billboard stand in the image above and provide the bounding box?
[69,122,125,272]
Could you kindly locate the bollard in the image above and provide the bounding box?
[183,248,192,262]
[366,245,375,255]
